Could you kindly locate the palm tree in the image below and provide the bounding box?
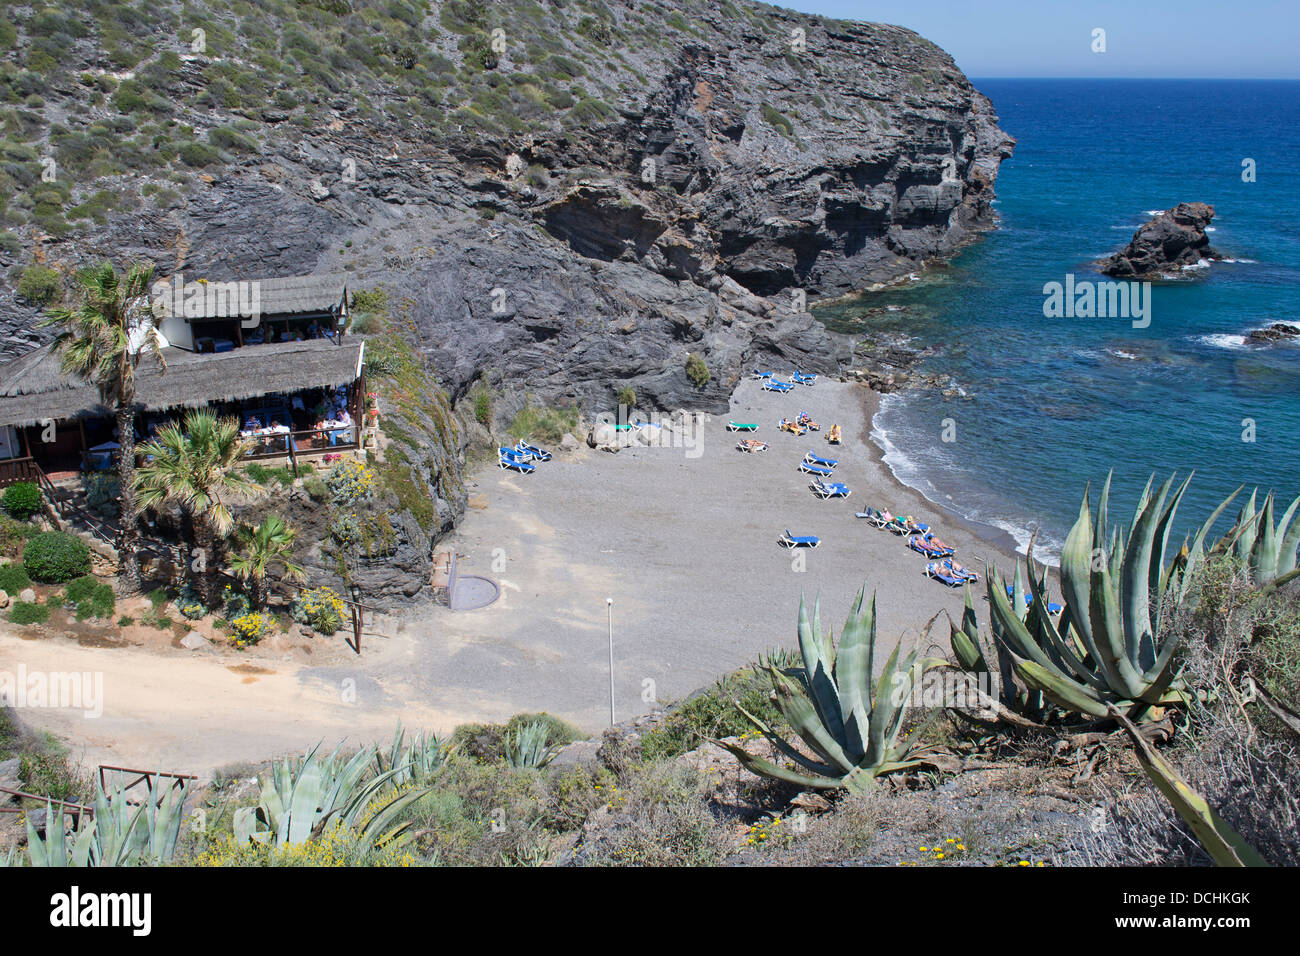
[135,410,258,606]
[43,262,161,596]
[228,515,306,610]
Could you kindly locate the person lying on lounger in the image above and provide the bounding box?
[943,559,977,580]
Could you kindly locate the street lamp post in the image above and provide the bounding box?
[606,597,615,727]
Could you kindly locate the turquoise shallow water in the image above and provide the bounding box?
[818,79,1300,560]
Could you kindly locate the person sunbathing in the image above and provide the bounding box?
[944,558,976,579]
[925,533,954,551]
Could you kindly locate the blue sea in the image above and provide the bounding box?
[818,79,1300,560]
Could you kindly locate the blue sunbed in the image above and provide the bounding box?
[1005,584,1063,615]
[763,380,794,393]
[779,530,820,548]
[792,371,817,385]
[804,451,838,468]
[925,562,965,587]
[909,536,947,559]
[798,461,834,477]
[753,369,774,380]
[498,447,536,474]
[810,480,851,499]
[515,441,551,462]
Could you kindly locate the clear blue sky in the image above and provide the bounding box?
[785,1,1300,79]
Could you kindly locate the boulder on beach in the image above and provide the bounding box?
[1098,202,1220,277]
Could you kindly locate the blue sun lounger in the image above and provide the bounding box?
[1005,584,1063,615]
[763,379,794,393]
[798,461,835,477]
[810,480,851,499]
[515,441,551,462]
[909,536,947,559]
[925,562,965,587]
[792,371,817,385]
[779,530,820,548]
[918,532,955,558]
[804,451,838,468]
[498,447,536,474]
[753,369,774,380]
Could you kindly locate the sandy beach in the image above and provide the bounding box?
[0,378,1028,775]
[425,377,1023,731]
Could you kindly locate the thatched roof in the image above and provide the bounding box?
[0,338,364,428]
[157,273,347,321]
[246,274,347,318]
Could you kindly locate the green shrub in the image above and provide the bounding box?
[507,404,579,444]
[473,387,492,427]
[208,126,257,153]
[760,102,794,138]
[302,476,328,501]
[503,712,582,748]
[65,574,114,620]
[22,531,90,583]
[1,481,41,520]
[289,586,345,635]
[0,561,32,593]
[16,264,60,305]
[175,584,207,620]
[0,515,34,558]
[616,386,636,409]
[685,353,710,388]
[641,666,787,762]
[325,459,375,506]
[222,584,251,622]
[8,600,49,625]
[18,750,86,802]
[178,141,221,167]
[244,463,295,488]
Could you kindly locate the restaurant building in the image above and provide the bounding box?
[0,274,366,482]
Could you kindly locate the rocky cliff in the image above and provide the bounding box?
[0,0,1012,417]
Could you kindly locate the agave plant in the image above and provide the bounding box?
[504,720,559,769]
[1109,706,1267,867]
[1220,490,1300,588]
[90,777,188,865]
[233,742,427,850]
[714,586,944,793]
[22,777,189,867]
[988,473,1238,721]
[24,803,96,867]
[377,723,447,786]
[948,564,1057,726]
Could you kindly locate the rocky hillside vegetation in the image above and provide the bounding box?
[0,0,1012,414]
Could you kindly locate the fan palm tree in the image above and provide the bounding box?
[228,515,306,610]
[135,410,258,606]
[43,261,161,595]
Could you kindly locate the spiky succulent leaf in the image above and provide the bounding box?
[1111,707,1268,867]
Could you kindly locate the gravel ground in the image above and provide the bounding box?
[420,379,1026,734]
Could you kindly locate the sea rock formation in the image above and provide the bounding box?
[1247,322,1300,345]
[1098,202,1220,277]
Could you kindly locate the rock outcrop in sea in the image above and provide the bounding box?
[1247,322,1300,345]
[1098,202,1220,278]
